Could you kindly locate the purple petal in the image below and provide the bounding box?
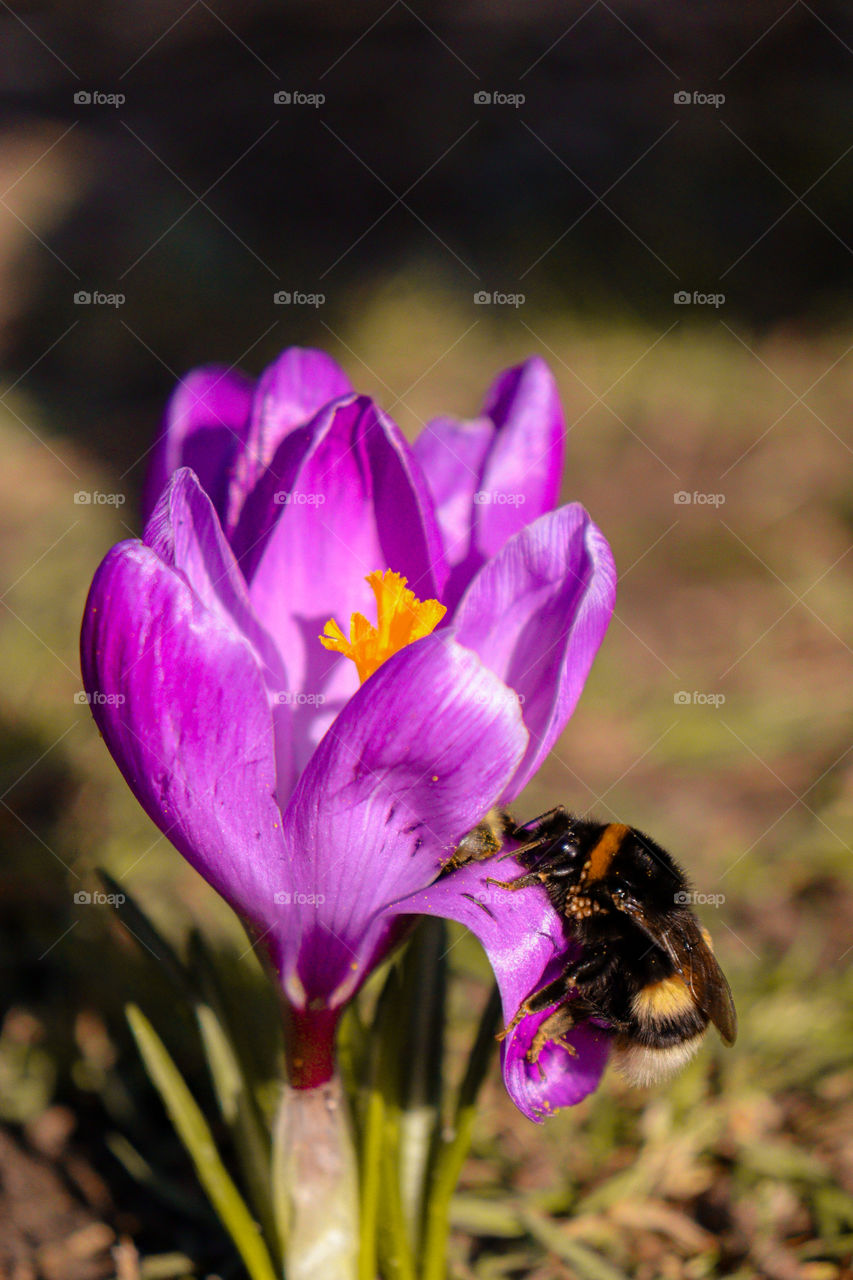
[144,468,296,803]
[502,1003,611,1121]
[228,347,352,526]
[477,357,565,553]
[267,633,528,1009]
[244,396,447,764]
[454,503,616,800]
[411,414,495,565]
[414,358,565,609]
[143,366,254,525]
[397,858,609,1120]
[80,541,287,931]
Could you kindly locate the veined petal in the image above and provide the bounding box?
[227,347,352,527]
[396,858,609,1120]
[243,396,447,766]
[143,366,254,525]
[80,542,288,931]
[414,357,565,609]
[144,468,296,803]
[268,633,528,1009]
[454,503,616,800]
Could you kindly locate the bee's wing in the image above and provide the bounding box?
[613,893,737,1046]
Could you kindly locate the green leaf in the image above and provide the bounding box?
[396,919,447,1247]
[420,984,502,1280]
[126,1004,278,1280]
[188,933,278,1260]
[105,1132,209,1222]
[358,1087,384,1280]
[361,961,416,1280]
[138,1254,197,1279]
[449,1195,525,1239]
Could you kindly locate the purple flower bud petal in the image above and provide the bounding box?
[454,503,616,800]
[414,357,565,609]
[144,467,296,800]
[229,347,352,525]
[81,541,287,932]
[144,366,254,525]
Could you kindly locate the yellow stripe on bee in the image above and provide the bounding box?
[585,823,631,882]
[632,973,695,1023]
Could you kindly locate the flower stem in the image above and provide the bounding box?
[272,1075,359,1280]
[284,1003,340,1090]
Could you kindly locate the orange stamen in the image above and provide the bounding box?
[320,569,446,683]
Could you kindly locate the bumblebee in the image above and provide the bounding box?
[454,807,737,1085]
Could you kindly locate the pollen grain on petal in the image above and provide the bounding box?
[320,568,447,683]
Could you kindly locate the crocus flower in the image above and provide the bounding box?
[81,347,616,1121]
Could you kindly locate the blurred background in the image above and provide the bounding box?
[1,2,852,1277]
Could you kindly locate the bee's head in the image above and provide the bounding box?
[530,828,586,883]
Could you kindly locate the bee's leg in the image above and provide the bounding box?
[561,943,616,986]
[528,1002,584,1066]
[485,869,548,892]
[495,973,568,1042]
